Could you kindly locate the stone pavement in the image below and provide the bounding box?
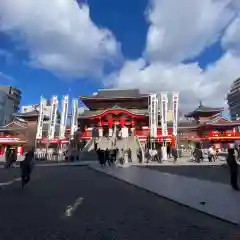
[90,164,240,225]
[132,156,226,166]
[0,166,239,239]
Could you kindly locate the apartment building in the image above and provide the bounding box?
[0,86,21,125]
[227,78,240,120]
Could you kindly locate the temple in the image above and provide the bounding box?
[180,102,240,149]
[79,90,240,151]
[0,88,240,159]
[79,89,172,144]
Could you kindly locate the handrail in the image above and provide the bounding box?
[135,136,144,163]
[82,138,94,152]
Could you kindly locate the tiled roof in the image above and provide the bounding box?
[13,110,39,117]
[81,89,148,99]
[78,108,148,118]
[185,103,223,117]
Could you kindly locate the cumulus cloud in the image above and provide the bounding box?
[107,0,240,110]
[145,0,235,63]
[0,0,120,78]
[222,17,240,55]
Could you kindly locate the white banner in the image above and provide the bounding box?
[149,94,158,138]
[48,96,58,140]
[172,92,179,137]
[70,98,78,139]
[36,96,45,139]
[160,92,168,137]
[59,95,69,139]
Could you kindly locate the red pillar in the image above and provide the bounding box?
[120,117,125,128]
[108,118,113,128]
[131,119,135,128]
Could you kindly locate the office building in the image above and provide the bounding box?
[227,78,240,120]
[0,85,21,125]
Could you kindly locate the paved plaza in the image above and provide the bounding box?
[0,165,239,239]
[143,164,232,184]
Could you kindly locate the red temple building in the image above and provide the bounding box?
[180,102,240,150]
[79,89,240,150]
[0,110,40,158]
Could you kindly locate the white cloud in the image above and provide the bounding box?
[0,0,120,78]
[107,53,240,109]
[222,17,240,55]
[107,0,240,110]
[145,0,235,63]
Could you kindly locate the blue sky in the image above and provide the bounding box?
[0,0,240,112]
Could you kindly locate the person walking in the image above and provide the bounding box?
[226,148,239,191]
[105,148,111,166]
[20,149,35,188]
[208,145,214,162]
[172,147,178,163]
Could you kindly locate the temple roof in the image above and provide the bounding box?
[81,89,147,99]
[78,107,148,119]
[13,110,49,120]
[185,101,223,118]
[0,119,28,131]
[13,110,39,117]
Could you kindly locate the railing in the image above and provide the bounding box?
[82,138,95,152]
[135,136,145,162]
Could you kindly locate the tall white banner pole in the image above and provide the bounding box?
[46,96,58,159]
[59,95,69,157]
[70,98,78,140]
[160,92,168,160]
[149,94,158,149]
[48,96,58,140]
[35,96,45,158]
[59,95,69,139]
[36,96,45,140]
[172,92,179,148]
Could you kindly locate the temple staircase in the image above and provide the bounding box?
[79,138,98,161]
[125,136,139,163]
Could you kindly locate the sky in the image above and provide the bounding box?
[0,0,240,113]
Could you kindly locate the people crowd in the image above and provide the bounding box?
[97,147,133,166]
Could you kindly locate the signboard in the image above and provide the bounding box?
[0,137,21,143]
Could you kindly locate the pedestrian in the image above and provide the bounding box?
[20,149,35,188]
[105,148,111,166]
[226,148,239,191]
[128,148,132,162]
[208,145,214,162]
[172,147,178,163]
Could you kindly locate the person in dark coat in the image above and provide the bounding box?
[127,148,132,162]
[97,148,102,166]
[172,147,178,163]
[226,148,239,191]
[105,148,111,166]
[20,149,34,188]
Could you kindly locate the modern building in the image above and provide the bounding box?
[227,77,240,120]
[0,86,21,125]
